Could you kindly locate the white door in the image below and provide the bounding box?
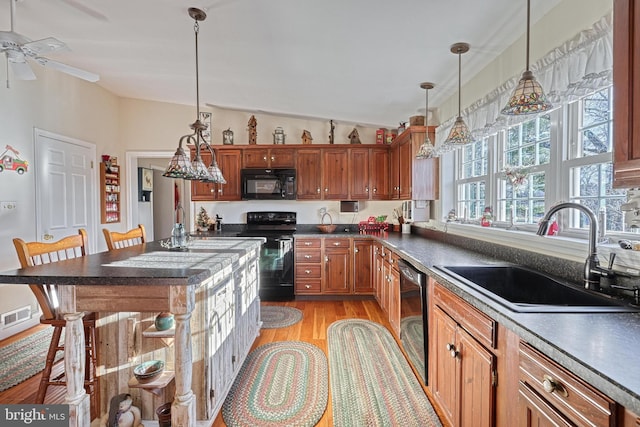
[34,129,96,252]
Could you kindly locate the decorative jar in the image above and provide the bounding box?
[155,312,174,331]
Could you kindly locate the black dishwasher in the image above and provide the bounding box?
[398,259,429,385]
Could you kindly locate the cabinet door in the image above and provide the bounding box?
[458,326,496,427]
[323,246,352,294]
[297,149,322,199]
[270,149,296,168]
[518,383,573,427]
[322,149,349,199]
[398,139,413,200]
[353,239,373,294]
[242,149,270,168]
[431,307,459,426]
[390,144,400,199]
[350,148,371,199]
[216,149,241,200]
[374,244,385,305]
[191,150,216,201]
[388,263,401,336]
[370,148,390,200]
[613,0,640,187]
[413,157,439,201]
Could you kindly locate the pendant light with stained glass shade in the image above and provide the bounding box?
[416,82,437,159]
[443,42,473,150]
[163,8,225,183]
[501,0,552,115]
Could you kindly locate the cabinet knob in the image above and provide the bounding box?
[271,156,275,161]
[304,254,312,259]
[366,187,369,193]
[333,242,340,246]
[354,248,359,253]
[373,188,377,193]
[316,188,321,193]
[304,242,312,246]
[324,255,329,262]
[305,284,311,289]
[304,269,311,274]
[446,343,459,358]
[325,188,329,192]
[542,375,568,397]
[263,156,268,161]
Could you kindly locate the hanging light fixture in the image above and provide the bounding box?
[416,82,437,159]
[442,42,473,150]
[501,0,552,115]
[163,7,225,183]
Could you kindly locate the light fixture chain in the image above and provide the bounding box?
[458,50,462,118]
[526,0,531,72]
[194,20,201,119]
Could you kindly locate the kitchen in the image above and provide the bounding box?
[2,0,640,426]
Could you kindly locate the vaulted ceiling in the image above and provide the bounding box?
[4,0,564,127]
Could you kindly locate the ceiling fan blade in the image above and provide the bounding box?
[8,59,36,80]
[22,37,69,57]
[60,0,108,22]
[34,57,99,82]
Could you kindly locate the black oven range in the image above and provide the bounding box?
[237,211,296,301]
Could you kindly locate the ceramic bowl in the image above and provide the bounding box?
[134,360,164,384]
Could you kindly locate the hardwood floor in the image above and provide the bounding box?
[0,299,444,426]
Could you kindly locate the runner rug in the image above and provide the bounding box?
[260,305,303,329]
[0,327,63,392]
[328,319,442,426]
[222,341,328,427]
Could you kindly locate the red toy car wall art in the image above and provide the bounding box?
[0,145,28,175]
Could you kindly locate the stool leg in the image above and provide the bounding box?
[37,326,63,404]
[84,322,99,420]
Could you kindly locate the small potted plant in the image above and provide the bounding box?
[196,207,211,231]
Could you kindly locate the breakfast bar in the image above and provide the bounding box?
[0,237,263,427]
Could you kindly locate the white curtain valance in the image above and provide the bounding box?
[436,12,613,146]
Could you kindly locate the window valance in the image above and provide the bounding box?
[435,12,613,145]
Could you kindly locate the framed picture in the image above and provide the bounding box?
[141,168,153,191]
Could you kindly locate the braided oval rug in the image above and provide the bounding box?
[328,319,442,427]
[222,341,328,427]
[260,306,303,329]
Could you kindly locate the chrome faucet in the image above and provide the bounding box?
[536,202,615,291]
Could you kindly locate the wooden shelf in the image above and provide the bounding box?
[128,371,175,396]
[142,324,175,346]
[100,161,120,223]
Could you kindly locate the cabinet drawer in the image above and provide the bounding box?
[325,238,350,248]
[519,341,616,426]
[296,264,321,278]
[295,238,321,249]
[295,280,321,294]
[296,251,321,263]
[433,283,497,349]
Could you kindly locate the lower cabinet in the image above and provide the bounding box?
[518,341,616,427]
[430,280,497,427]
[295,236,374,295]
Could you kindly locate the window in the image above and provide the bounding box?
[454,86,627,234]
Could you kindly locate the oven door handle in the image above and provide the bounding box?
[273,237,293,242]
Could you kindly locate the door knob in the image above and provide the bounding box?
[43,233,54,241]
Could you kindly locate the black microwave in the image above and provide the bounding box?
[241,168,296,200]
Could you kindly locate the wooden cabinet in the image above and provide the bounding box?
[191,148,242,201]
[518,341,616,427]
[389,126,438,200]
[353,238,373,294]
[322,149,349,200]
[294,238,322,294]
[323,238,352,294]
[613,0,640,187]
[430,280,497,427]
[373,242,385,305]
[100,161,120,223]
[296,149,322,200]
[242,147,295,168]
[350,148,390,200]
[388,253,400,336]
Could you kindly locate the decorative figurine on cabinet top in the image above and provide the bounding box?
[348,128,361,144]
[222,128,234,145]
[301,130,313,144]
[273,127,286,144]
[247,115,257,145]
[329,120,335,144]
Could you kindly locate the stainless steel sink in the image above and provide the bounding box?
[434,265,640,313]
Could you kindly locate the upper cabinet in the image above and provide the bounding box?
[190,147,242,201]
[349,147,390,200]
[390,126,439,200]
[242,147,296,168]
[296,148,323,200]
[612,0,640,187]
[322,149,349,200]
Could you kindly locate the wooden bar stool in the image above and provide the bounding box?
[102,224,146,250]
[12,229,98,419]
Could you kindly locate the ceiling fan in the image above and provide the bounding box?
[1,0,99,86]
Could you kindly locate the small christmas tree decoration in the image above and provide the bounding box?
[196,207,212,231]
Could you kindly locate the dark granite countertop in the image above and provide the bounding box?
[293,231,640,413]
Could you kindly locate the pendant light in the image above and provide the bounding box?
[163,8,225,183]
[416,82,436,159]
[443,42,473,150]
[501,0,552,115]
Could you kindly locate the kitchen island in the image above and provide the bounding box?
[0,237,263,427]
